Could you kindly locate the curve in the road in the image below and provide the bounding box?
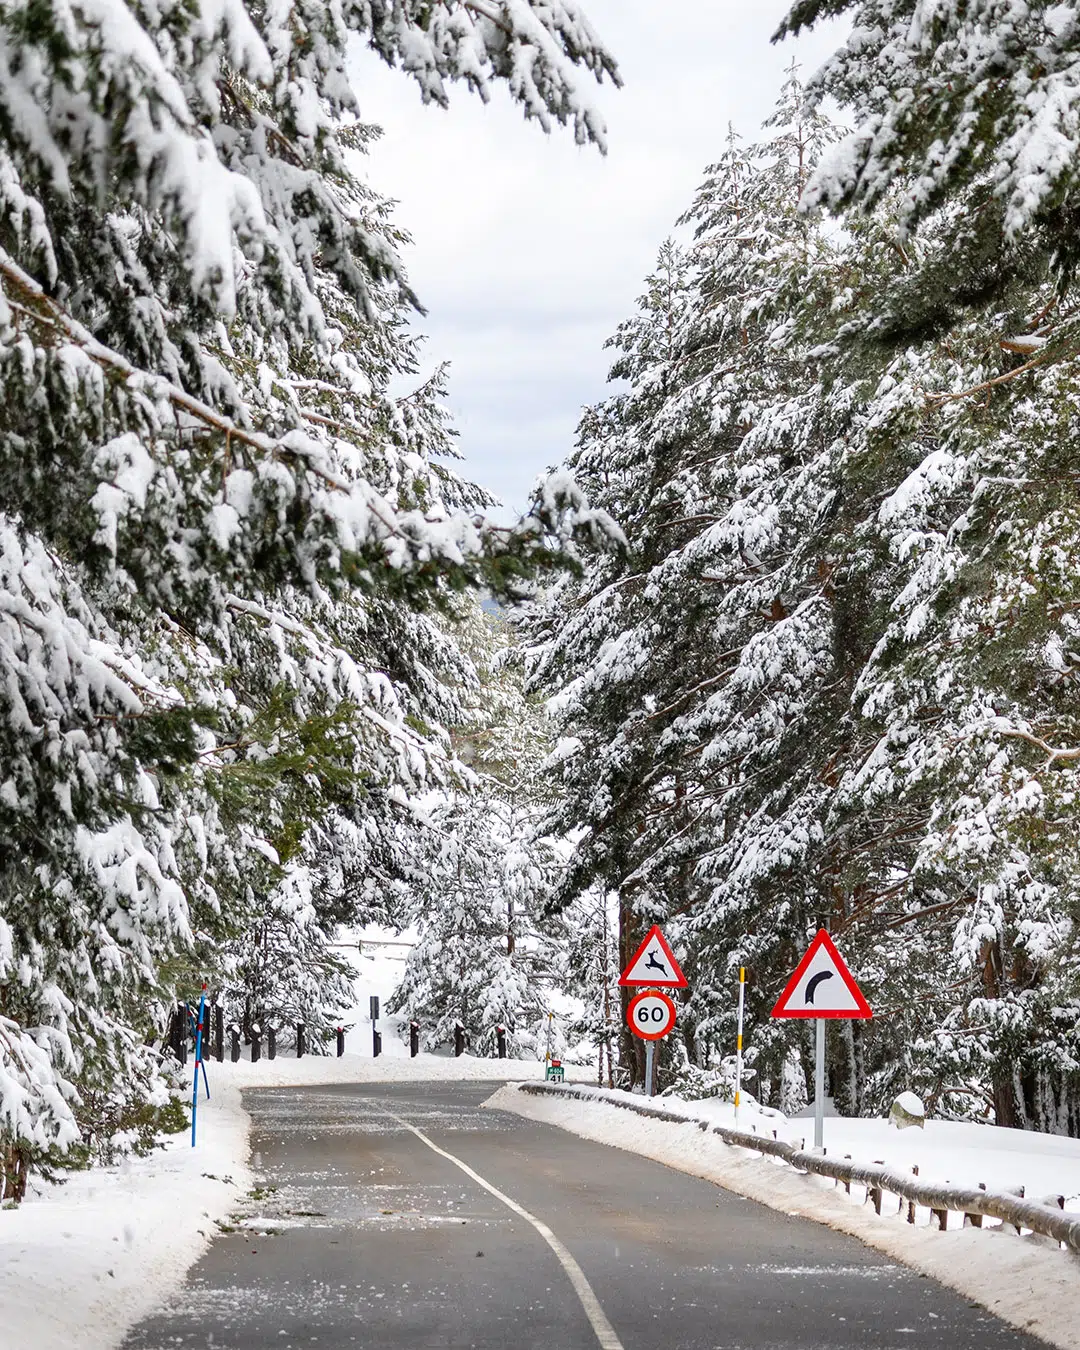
[123,1081,1048,1350]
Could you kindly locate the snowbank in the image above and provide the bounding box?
[487,1083,1080,1350]
[0,1078,251,1350]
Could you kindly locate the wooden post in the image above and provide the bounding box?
[173,1000,188,1065]
[213,1005,224,1063]
[410,1021,419,1058]
[907,1165,919,1224]
[869,1161,884,1215]
[454,1022,465,1057]
[1006,1184,1025,1235]
[267,1027,276,1060]
[296,1022,305,1058]
[251,1027,261,1063]
[230,1026,240,1063]
[966,1182,986,1228]
[336,1026,345,1057]
[843,1155,852,1194]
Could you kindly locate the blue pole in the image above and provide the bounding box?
[191,984,208,1147]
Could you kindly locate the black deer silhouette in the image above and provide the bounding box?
[645,950,668,976]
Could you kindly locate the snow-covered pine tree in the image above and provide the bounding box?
[0,0,620,1197]
[522,235,705,1085]
[526,71,843,1093]
[785,199,1080,1129]
[775,2,1080,327]
[758,3,1080,1127]
[534,34,1080,1129]
[391,603,560,1057]
[561,885,621,1085]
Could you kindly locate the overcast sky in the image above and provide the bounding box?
[350,3,844,519]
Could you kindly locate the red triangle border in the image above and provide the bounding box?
[618,924,689,988]
[771,929,872,1019]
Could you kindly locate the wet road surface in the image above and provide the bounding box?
[124,1081,1044,1349]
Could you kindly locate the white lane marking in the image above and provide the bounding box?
[383,1109,625,1350]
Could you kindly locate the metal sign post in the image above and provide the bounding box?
[626,989,676,1098]
[814,1017,826,1149]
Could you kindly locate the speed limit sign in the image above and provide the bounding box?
[627,989,677,1041]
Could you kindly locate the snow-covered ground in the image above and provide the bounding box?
[489,1083,1080,1350]
[630,1089,1080,1208]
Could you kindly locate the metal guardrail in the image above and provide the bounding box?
[518,1082,1080,1252]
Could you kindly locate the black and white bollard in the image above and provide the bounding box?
[496,1025,506,1059]
[410,1021,420,1058]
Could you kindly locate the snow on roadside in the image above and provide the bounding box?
[0,1078,251,1350]
[0,1052,558,1350]
[615,1088,1080,1208]
[486,1084,1080,1350]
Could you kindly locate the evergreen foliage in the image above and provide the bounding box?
[0,0,620,1197]
[391,605,562,1057]
[530,61,1080,1132]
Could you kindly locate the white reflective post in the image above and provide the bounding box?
[734,966,746,1127]
[814,1017,825,1149]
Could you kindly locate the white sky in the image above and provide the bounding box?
[350,2,844,519]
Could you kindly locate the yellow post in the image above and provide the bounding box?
[734,967,746,1126]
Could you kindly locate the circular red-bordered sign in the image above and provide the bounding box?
[626,989,677,1041]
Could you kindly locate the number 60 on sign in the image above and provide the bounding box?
[626,989,677,1041]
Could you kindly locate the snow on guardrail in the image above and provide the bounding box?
[518,1081,1080,1252]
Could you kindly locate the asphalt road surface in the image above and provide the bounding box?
[124,1081,1044,1350]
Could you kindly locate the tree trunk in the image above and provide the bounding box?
[618,897,643,1087]
[1,1139,30,1204]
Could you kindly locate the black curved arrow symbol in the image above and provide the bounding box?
[804,971,834,1005]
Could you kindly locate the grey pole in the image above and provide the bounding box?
[814,1017,825,1149]
[645,1040,655,1098]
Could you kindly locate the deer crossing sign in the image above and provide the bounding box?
[618,926,688,989]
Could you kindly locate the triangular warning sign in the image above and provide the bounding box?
[771,930,872,1019]
[618,925,688,988]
